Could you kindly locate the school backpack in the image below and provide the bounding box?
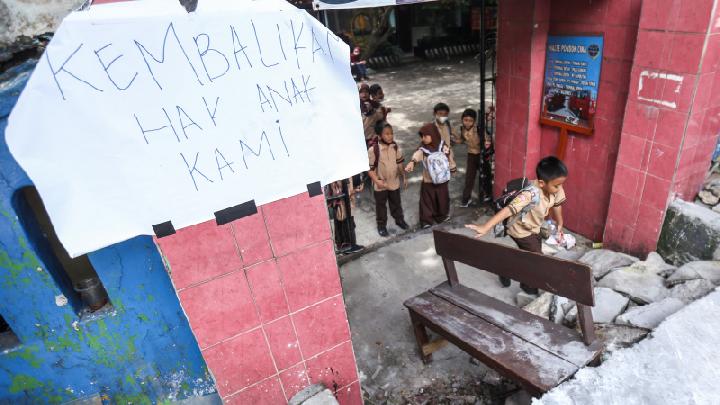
[419,140,451,184]
[373,141,397,175]
[493,177,539,237]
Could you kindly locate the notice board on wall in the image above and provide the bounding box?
[540,35,603,134]
[6,0,367,258]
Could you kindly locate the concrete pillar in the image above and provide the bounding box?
[604,0,720,254]
[494,0,551,195]
[155,192,362,404]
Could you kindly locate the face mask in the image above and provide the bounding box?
[436,116,448,124]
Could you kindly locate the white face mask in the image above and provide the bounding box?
[436,116,448,124]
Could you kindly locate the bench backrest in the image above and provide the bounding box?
[433,230,594,306]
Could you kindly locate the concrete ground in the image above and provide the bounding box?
[342,57,490,252]
[340,223,590,404]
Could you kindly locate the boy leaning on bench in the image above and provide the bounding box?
[466,156,568,294]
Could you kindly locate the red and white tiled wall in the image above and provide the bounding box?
[155,192,362,404]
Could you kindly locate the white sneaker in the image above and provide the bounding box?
[458,200,471,208]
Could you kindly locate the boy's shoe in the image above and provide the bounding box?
[440,216,452,223]
[396,220,410,230]
[520,283,539,295]
[481,196,493,203]
[458,200,471,208]
[378,227,389,237]
[346,244,365,253]
[499,276,511,287]
[420,223,432,230]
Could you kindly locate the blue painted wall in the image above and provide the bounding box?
[0,60,216,403]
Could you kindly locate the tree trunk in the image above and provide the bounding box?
[361,7,393,60]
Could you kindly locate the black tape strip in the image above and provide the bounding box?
[307,181,323,197]
[153,221,176,238]
[214,200,258,225]
[180,0,198,13]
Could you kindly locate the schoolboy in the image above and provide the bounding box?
[465,156,567,293]
[455,108,493,207]
[433,103,455,146]
[368,123,409,236]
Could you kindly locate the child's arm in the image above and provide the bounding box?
[367,170,385,190]
[397,163,408,189]
[551,205,564,238]
[405,150,422,172]
[465,207,513,238]
[452,127,463,144]
[446,145,458,176]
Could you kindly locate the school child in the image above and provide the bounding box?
[351,46,369,81]
[360,83,384,147]
[456,109,494,207]
[325,178,364,254]
[405,123,457,229]
[368,123,409,236]
[465,156,568,293]
[433,103,456,146]
[369,84,391,122]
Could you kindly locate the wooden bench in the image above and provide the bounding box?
[404,230,603,396]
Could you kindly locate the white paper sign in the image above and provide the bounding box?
[6,0,368,258]
[312,0,395,10]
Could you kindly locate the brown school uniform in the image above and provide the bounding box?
[506,180,566,252]
[411,142,457,225]
[368,141,406,227]
[435,122,456,147]
[456,125,484,204]
[363,108,385,142]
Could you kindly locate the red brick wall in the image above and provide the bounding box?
[604,0,720,254]
[495,0,643,243]
[156,192,362,404]
[495,0,551,195]
[538,0,642,242]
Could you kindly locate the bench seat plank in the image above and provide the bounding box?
[404,292,580,394]
[430,282,603,367]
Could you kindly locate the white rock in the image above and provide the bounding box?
[597,266,669,304]
[553,249,585,262]
[565,306,577,325]
[698,190,720,206]
[666,261,720,286]
[523,292,553,319]
[615,298,685,329]
[542,243,559,255]
[550,296,571,324]
[637,252,677,277]
[595,323,650,354]
[516,291,536,308]
[302,389,339,405]
[579,249,639,280]
[668,279,716,302]
[592,288,630,323]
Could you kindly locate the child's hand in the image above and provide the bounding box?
[465,223,490,238]
[375,179,386,189]
[405,162,414,172]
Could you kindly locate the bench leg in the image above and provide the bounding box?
[409,311,433,364]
